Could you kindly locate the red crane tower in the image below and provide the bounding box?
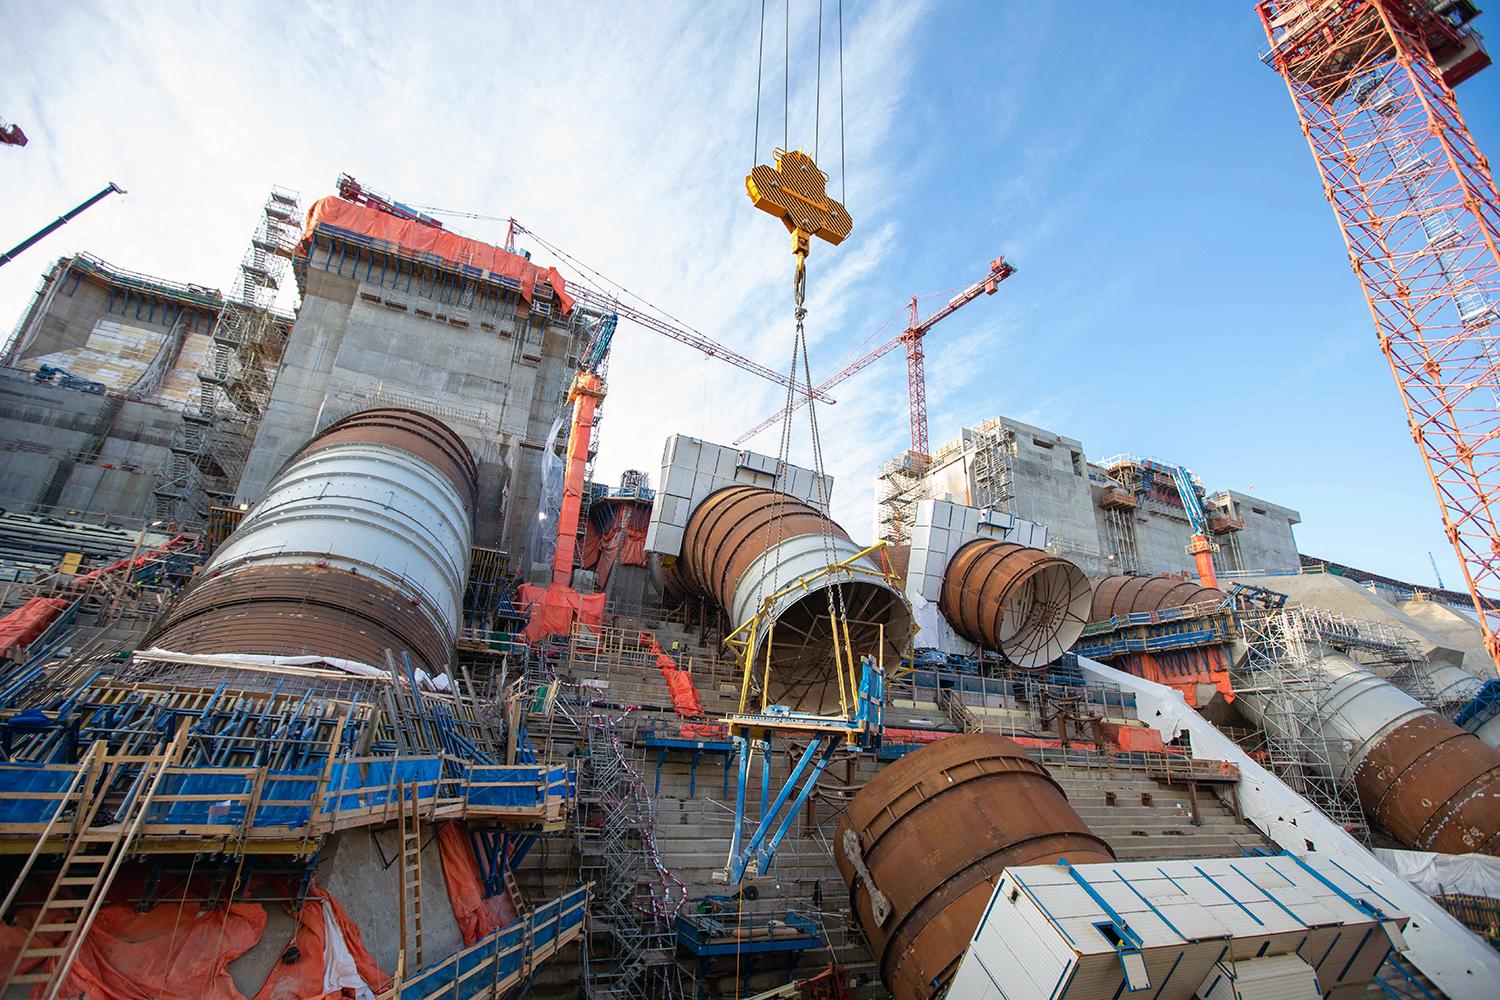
[734,256,1016,454]
[1258,0,1500,669]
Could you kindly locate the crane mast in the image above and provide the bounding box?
[735,256,1015,450]
[1258,0,1500,669]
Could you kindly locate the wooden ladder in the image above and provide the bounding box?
[3,728,184,1000]
[397,780,424,975]
[502,865,530,918]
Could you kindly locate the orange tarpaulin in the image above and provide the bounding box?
[639,631,706,719]
[435,823,517,945]
[517,583,605,644]
[254,884,389,1000]
[300,197,574,317]
[581,499,651,588]
[0,898,265,1000]
[0,597,68,658]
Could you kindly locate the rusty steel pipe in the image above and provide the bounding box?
[1089,574,1224,622]
[148,407,477,673]
[937,539,1091,667]
[1355,713,1500,855]
[674,484,909,711]
[835,734,1114,1000]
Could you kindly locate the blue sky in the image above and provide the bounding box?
[2,1,1497,587]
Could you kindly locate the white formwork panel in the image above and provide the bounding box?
[948,856,1408,1000]
[646,433,834,557]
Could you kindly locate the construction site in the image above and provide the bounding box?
[1,2,1499,999]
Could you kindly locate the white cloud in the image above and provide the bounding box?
[1,0,934,541]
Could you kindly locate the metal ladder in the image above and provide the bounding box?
[2,731,183,999]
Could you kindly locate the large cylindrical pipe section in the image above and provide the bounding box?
[1089,574,1224,621]
[1236,648,1500,855]
[675,485,910,712]
[937,539,1091,667]
[149,408,477,673]
[835,734,1114,1000]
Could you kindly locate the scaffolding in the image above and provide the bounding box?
[153,188,300,522]
[576,710,685,999]
[968,420,1016,515]
[873,451,925,546]
[1231,604,1369,840]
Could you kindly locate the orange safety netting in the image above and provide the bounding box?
[435,823,517,945]
[0,597,69,658]
[639,631,705,719]
[581,500,650,588]
[1119,648,1234,708]
[253,883,389,1000]
[70,534,192,588]
[0,898,265,1000]
[516,583,605,644]
[300,198,574,317]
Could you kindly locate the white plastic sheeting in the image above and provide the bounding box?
[1374,848,1500,901]
[1077,655,1500,999]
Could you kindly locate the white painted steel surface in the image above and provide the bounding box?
[728,530,897,631]
[206,441,472,641]
[1077,656,1500,999]
[1235,649,1429,780]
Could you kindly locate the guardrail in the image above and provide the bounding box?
[383,883,590,999]
[0,752,575,852]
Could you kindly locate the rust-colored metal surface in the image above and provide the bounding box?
[1089,574,1224,622]
[1355,713,1500,855]
[293,406,479,508]
[835,734,1114,1000]
[148,563,451,672]
[884,543,911,583]
[677,484,849,609]
[675,485,909,711]
[937,539,1091,667]
[147,408,478,674]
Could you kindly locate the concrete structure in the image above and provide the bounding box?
[876,415,1302,580]
[236,203,596,552]
[0,253,224,523]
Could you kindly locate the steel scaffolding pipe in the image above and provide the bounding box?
[937,539,1091,667]
[835,734,1114,1000]
[1236,649,1500,855]
[674,484,910,711]
[149,408,477,673]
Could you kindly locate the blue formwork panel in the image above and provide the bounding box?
[0,765,74,823]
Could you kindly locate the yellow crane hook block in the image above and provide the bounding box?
[746,149,852,256]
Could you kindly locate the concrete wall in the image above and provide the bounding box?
[892,415,1303,583]
[1216,490,1302,574]
[0,373,178,520]
[237,246,586,551]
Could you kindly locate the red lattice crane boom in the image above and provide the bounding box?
[734,256,1015,451]
[1258,0,1500,668]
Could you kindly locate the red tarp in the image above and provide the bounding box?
[517,583,605,644]
[435,823,518,945]
[70,534,192,588]
[0,898,265,1000]
[253,883,389,1000]
[300,197,574,317]
[639,631,706,719]
[582,499,651,588]
[0,596,69,658]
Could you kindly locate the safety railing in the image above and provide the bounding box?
[382,883,591,999]
[0,752,576,850]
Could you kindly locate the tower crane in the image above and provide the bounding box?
[734,257,1016,459]
[1257,1,1500,669]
